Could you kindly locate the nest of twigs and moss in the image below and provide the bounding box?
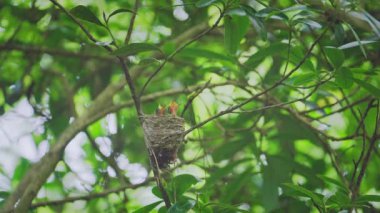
[142,115,185,169]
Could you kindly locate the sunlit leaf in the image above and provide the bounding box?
[195,0,220,8]
[106,8,135,23]
[338,40,378,50]
[133,201,163,213]
[354,78,380,98]
[317,175,349,194]
[203,202,250,212]
[324,46,345,68]
[224,15,250,55]
[283,183,324,208]
[335,67,353,89]
[169,174,198,196]
[347,24,368,58]
[356,195,380,203]
[362,11,380,37]
[168,199,196,213]
[287,72,317,86]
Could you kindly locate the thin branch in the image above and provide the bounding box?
[29,151,211,210]
[125,0,140,44]
[277,97,349,185]
[352,100,379,201]
[138,10,224,97]
[84,130,129,185]
[21,0,164,210]
[312,96,371,120]
[30,180,150,209]
[0,43,114,61]
[184,28,328,136]
[349,109,368,191]
[180,79,211,117]
[301,95,370,116]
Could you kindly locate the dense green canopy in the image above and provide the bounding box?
[0,0,380,212]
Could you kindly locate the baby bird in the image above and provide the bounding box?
[167,101,179,116]
[155,104,166,116]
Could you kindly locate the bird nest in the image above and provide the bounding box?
[142,115,185,169]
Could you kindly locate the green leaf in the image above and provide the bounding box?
[224,15,250,55]
[347,24,367,58]
[70,5,104,27]
[152,186,162,199]
[112,43,162,56]
[12,158,30,186]
[282,183,324,208]
[205,158,250,188]
[323,46,345,68]
[138,58,161,65]
[334,23,345,44]
[338,40,378,50]
[262,155,292,211]
[133,201,163,213]
[326,190,351,207]
[0,191,10,199]
[256,7,288,20]
[317,175,349,194]
[240,5,267,40]
[288,72,317,86]
[212,139,248,162]
[354,78,380,98]
[203,203,249,212]
[180,48,235,63]
[362,11,380,37]
[335,67,353,89]
[221,168,253,202]
[244,43,288,69]
[168,199,196,213]
[356,195,380,203]
[281,5,308,13]
[106,8,135,23]
[170,174,198,196]
[195,0,220,8]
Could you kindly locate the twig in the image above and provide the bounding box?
[302,95,370,116]
[349,110,367,191]
[49,0,170,209]
[184,28,328,136]
[84,130,129,185]
[180,79,211,117]
[125,0,140,44]
[30,180,150,209]
[138,10,224,97]
[351,100,379,201]
[0,43,114,61]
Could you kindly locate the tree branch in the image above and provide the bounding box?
[0,43,114,61]
[138,10,224,97]
[124,0,140,44]
[351,100,379,201]
[184,28,328,136]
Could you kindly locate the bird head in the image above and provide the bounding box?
[168,101,179,116]
[156,104,166,116]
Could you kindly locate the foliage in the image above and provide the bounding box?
[0,0,380,212]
